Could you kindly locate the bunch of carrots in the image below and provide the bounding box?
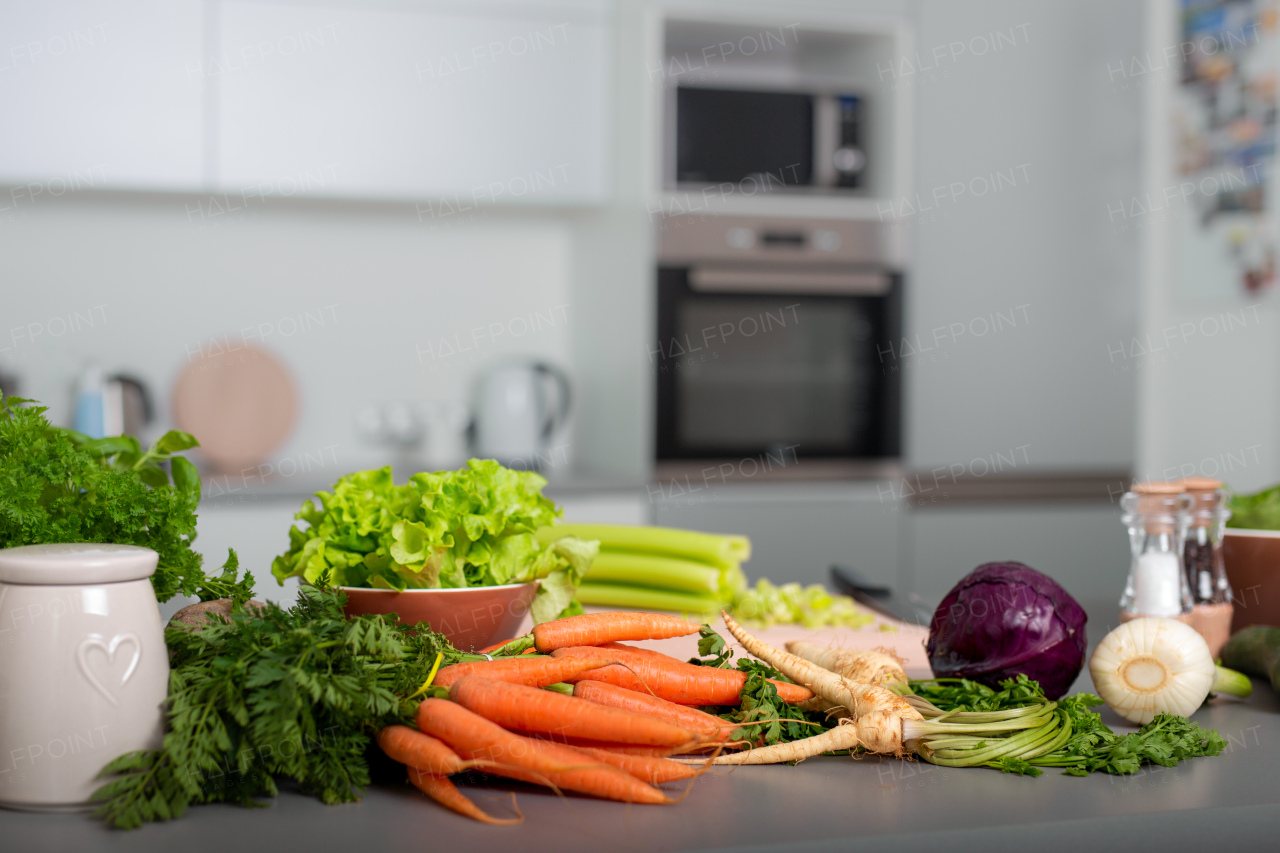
[375,611,817,822]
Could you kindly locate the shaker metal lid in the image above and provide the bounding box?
[0,543,159,584]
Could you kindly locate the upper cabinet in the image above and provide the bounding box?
[0,0,610,204]
[0,0,205,190]
[215,0,609,203]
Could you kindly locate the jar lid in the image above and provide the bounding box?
[0,543,159,585]
[1178,476,1224,492]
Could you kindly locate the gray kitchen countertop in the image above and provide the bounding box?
[3,679,1277,853]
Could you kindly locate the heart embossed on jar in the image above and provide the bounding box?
[77,632,142,706]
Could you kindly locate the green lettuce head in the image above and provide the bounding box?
[271,460,597,622]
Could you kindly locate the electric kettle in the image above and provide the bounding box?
[472,361,571,468]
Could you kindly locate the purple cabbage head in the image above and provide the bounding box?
[926,561,1087,700]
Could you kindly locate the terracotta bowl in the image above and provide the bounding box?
[340,582,538,651]
[1222,528,1280,632]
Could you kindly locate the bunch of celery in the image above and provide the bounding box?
[535,524,747,616]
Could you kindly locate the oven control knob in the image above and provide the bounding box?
[725,227,755,249]
[833,146,866,174]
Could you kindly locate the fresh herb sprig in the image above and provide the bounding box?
[92,584,485,829]
[690,625,832,748]
[0,394,251,603]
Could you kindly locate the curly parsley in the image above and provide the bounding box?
[0,394,251,602]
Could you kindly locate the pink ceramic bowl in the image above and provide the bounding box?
[339,582,538,651]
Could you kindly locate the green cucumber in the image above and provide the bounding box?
[1220,625,1280,693]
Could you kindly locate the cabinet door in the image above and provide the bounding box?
[215,0,609,203]
[653,483,901,590]
[0,0,204,190]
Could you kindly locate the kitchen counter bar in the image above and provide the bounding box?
[3,683,1277,853]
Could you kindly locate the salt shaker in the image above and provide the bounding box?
[0,544,168,810]
[1177,476,1234,656]
[1119,482,1194,622]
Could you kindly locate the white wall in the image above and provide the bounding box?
[0,194,575,481]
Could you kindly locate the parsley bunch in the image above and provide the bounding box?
[0,394,250,602]
[92,584,474,829]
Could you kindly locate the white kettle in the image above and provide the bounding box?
[472,361,571,469]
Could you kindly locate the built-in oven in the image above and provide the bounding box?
[654,216,901,473]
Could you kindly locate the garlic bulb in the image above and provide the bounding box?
[1089,618,1216,725]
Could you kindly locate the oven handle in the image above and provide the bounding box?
[688,267,891,295]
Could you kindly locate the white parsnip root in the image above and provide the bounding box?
[786,642,909,713]
[714,612,922,763]
[785,641,907,686]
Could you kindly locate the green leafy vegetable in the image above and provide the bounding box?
[92,584,495,829]
[270,460,596,622]
[909,675,1228,776]
[0,394,250,603]
[1228,482,1280,530]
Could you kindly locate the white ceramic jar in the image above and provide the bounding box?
[0,543,169,811]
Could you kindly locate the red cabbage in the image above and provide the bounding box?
[925,561,1087,700]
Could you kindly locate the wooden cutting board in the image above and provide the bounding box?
[172,345,298,473]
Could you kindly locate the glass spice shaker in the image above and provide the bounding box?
[1177,476,1234,656]
[1119,482,1194,622]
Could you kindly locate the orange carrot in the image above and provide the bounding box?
[377,725,474,776]
[433,656,614,689]
[573,747,700,784]
[533,611,701,652]
[533,736,681,757]
[406,767,522,825]
[416,698,671,804]
[552,645,815,705]
[478,638,522,653]
[449,676,697,747]
[572,680,735,741]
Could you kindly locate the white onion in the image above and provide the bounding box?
[1088,617,1216,725]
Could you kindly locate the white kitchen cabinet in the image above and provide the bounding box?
[653,482,901,590]
[214,0,609,203]
[0,0,205,190]
[903,502,1128,608]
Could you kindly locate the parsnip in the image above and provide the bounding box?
[785,641,907,686]
[718,613,922,759]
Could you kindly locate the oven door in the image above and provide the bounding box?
[654,265,901,461]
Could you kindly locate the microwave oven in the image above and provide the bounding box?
[670,85,867,191]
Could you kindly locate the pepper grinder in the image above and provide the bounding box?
[1119,482,1194,623]
[1177,476,1234,656]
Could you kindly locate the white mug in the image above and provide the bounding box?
[0,544,169,811]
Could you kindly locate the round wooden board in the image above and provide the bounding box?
[172,345,298,472]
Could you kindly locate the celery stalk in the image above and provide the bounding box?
[585,552,724,596]
[537,524,750,568]
[575,582,721,615]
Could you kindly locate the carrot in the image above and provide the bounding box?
[406,767,522,825]
[433,656,614,689]
[377,725,476,776]
[533,736,681,757]
[572,747,700,784]
[449,676,697,747]
[416,698,671,804]
[572,680,736,741]
[479,638,522,653]
[533,611,701,652]
[551,645,815,705]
